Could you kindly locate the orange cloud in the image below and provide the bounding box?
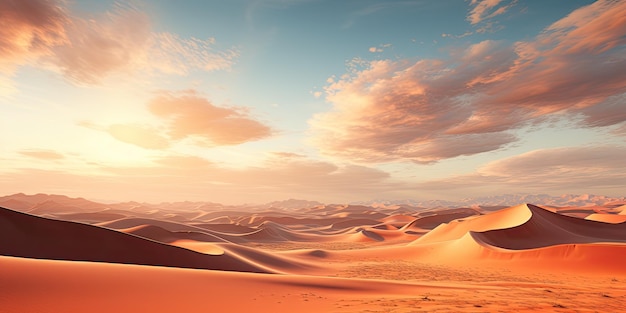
[148,90,272,146]
[467,0,515,25]
[419,146,626,195]
[48,4,152,84]
[1,1,238,85]
[19,149,65,160]
[80,91,271,149]
[152,155,213,169]
[312,0,626,164]
[0,0,68,72]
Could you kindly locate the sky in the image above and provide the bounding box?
[1,0,625,204]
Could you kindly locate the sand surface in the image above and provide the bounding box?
[1,193,625,312]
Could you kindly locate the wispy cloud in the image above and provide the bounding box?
[148,90,273,146]
[0,153,395,203]
[0,0,68,73]
[368,43,392,53]
[311,0,626,164]
[19,149,65,160]
[467,0,515,25]
[419,146,626,195]
[148,33,238,75]
[47,3,152,84]
[1,0,238,85]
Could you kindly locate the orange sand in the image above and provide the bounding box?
[1,193,625,312]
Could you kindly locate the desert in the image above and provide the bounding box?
[2,0,626,311]
[1,193,625,312]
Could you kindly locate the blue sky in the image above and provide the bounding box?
[0,0,624,203]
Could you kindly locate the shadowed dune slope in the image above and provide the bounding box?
[121,224,229,243]
[0,207,270,273]
[402,210,479,231]
[470,204,626,250]
[96,217,209,232]
[412,204,532,244]
[52,212,128,223]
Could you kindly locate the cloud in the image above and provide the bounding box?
[311,0,626,164]
[79,121,170,150]
[0,0,68,73]
[420,146,626,195]
[613,123,626,137]
[0,153,395,203]
[576,94,626,128]
[147,90,272,146]
[368,43,392,53]
[441,31,473,39]
[19,149,65,160]
[269,151,307,159]
[127,153,394,202]
[82,90,272,149]
[47,3,151,84]
[1,0,238,85]
[467,0,516,25]
[152,155,214,169]
[106,124,170,150]
[147,33,238,76]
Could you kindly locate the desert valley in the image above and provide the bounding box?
[1,193,625,312]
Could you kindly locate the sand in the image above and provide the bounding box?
[1,193,625,312]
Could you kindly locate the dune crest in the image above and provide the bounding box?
[469,204,626,250]
[2,194,626,312]
[0,206,271,273]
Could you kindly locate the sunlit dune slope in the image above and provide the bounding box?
[413,203,533,244]
[385,204,626,273]
[0,255,479,313]
[470,204,626,249]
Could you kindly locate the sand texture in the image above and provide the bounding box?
[1,193,625,312]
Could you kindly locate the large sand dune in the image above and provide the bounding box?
[1,194,625,312]
[0,206,271,273]
[471,204,626,249]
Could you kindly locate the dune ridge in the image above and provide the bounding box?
[2,194,626,313]
[0,206,272,273]
[470,204,626,250]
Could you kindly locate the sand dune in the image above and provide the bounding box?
[189,222,255,233]
[0,206,270,273]
[97,217,213,232]
[2,194,626,312]
[585,213,626,223]
[470,204,626,250]
[413,203,532,244]
[1,255,499,313]
[402,210,479,230]
[121,224,229,243]
[52,211,129,223]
